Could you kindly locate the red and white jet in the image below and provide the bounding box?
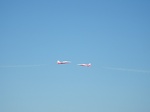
[57,60,71,64]
[77,63,91,67]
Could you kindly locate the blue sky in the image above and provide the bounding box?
[0,0,150,112]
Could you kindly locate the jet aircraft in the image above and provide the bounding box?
[77,63,91,67]
[57,60,71,64]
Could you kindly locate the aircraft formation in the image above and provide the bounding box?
[57,60,91,67]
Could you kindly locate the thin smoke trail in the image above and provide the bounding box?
[0,64,47,68]
[103,67,150,74]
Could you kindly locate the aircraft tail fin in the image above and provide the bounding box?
[88,63,91,66]
[57,60,60,64]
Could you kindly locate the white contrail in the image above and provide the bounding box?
[0,64,46,68]
[102,66,150,74]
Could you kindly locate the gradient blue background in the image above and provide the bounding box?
[0,0,150,112]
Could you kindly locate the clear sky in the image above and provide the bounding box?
[0,0,150,112]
